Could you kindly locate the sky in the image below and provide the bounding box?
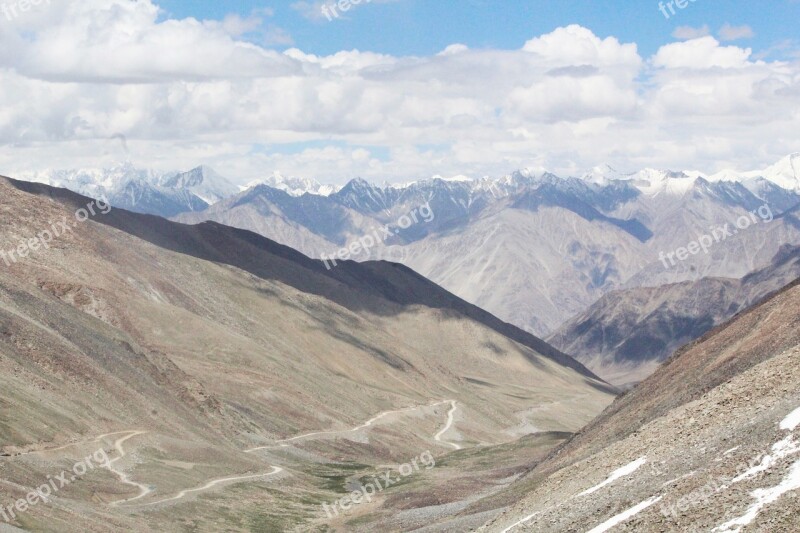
[1,0,799,185]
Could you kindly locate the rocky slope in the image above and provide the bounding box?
[549,245,800,386]
[482,276,800,532]
[0,177,614,532]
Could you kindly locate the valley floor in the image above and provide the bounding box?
[1,395,583,532]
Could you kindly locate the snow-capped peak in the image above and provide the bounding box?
[13,163,160,198]
[580,163,629,185]
[441,174,473,183]
[160,165,239,204]
[573,156,795,193]
[244,172,339,197]
[629,168,699,197]
[756,152,800,191]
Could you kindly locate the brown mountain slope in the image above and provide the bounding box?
[483,277,800,532]
[0,177,614,532]
[8,178,601,382]
[549,244,800,387]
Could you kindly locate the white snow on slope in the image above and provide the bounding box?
[731,406,800,483]
[731,435,800,483]
[584,496,663,533]
[712,405,800,532]
[579,457,648,496]
[713,459,800,533]
[755,153,800,191]
[244,172,339,196]
[780,406,800,431]
[499,511,541,533]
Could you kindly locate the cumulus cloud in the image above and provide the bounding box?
[522,25,641,70]
[652,37,754,69]
[0,1,798,183]
[2,0,296,83]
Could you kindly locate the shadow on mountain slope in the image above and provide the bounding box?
[4,176,609,386]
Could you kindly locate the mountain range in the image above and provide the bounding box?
[13,154,800,384]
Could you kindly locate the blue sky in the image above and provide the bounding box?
[155,0,800,59]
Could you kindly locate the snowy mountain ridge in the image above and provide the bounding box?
[11,153,800,210]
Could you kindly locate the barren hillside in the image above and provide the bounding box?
[484,277,800,532]
[0,177,614,532]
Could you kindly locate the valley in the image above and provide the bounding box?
[0,177,613,531]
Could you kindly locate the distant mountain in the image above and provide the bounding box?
[178,157,800,336]
[11,155,800,337]
[549,244,800,387]
[158,165,240,205]
[747,152,800,192]
[13,163,238,217]
[247,171,341,197]
[106,175,210,217]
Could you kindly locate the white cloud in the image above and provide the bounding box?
[672,25,711,40]
[438,44,469,56]
[522,24,641,70]
[0,2,799,184]
[652,37,754,69]
[2,0,296,83]
[718,23,755,41]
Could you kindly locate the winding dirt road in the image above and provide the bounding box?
[434,400,462,450]
[6,430,143,458]
[136,466,284,507]
[7,429,153,506]
[245,399,459,453]
[9,399,464,509]
[103,431,153,507]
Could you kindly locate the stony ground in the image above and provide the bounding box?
[483,281,800,532]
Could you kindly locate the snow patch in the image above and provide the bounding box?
[731,435,800,483]
[585,496,663,533]
[579,457,647,496]
[662,471,696,487]
[713,459,800,533]
[780,406,800,432]
[723,447,740,456]
[500,511,541,533]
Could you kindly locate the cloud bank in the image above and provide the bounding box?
[1,0,798,183]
